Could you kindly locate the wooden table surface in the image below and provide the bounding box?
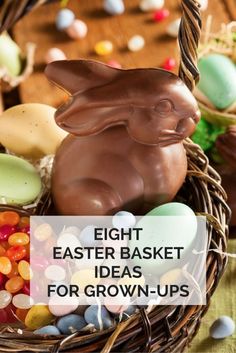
[12,0,234,108]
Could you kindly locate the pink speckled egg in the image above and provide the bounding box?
[66,19,88,39]
[45,48,67,64]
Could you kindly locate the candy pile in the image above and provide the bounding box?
[0,210,31,324]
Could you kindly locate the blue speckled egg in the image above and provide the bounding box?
[34,325,61,335]
[56,314,87,335]
[56,9,75,31]
[84,305,114,330]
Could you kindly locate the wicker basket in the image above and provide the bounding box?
[0,1,231,352]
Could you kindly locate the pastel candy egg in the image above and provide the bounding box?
[210,316,235,339]
[103,0,125,15]
[34,325,61,335]
[167,18,181,38]
[129,203,197,275]
[128,35,145,52]
[0,104,67,159]
[0,290,12,309]
[63,226,80,236]
[57,232,81,254]
[0,154,41,205]
[94,40,113,56]
[112,211,136,230]
[199,0,208,11]
[49,295,79,316]
[12,294,34,309]
[198,54,236,110]
[139,0,164,11]
[107,60,122,69]
[84,305,114,330]
[66,19,88,39]
[120,305,137,321]
[57,314,86,334]
[56,8,75,31]
[104,293,129,314]
[0,32,21,76]
[71,269,100,292]
[45,265,66,282]
[45,48,67,64]
[25,305,54,330]
[34,223,52,242]
[79,225,99,247]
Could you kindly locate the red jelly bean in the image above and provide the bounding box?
[0,308,8,323]
[6,245,27,261]
[0,225,16,241]
[19,225,30,235]
[162,58,176,71]
[22,281,30,296]
[4,304,17,323]
[153,9,170,22]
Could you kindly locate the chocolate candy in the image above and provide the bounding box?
[198,54,236,110]
[45,60,200,215]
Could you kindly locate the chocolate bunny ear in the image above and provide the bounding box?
[45,60,119,95]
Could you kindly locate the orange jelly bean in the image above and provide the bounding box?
[18,217,30,229]
[0,245,6,256]
[0,256,12,275]
[8,233,29,246]
[6,245,27,261]
[15,308,29,322]
[0,212,20,227]
[18,260,31,281]
[6,262,19,278]
[5,276,24,294]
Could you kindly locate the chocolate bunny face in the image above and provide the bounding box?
[45,60,200,146]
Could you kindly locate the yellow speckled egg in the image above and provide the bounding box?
[25,305,54,330]
[0,103,67,159]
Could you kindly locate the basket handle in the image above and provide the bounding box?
[178,0,202,91]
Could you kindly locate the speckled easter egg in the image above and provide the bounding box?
[84,305,114,330]
[34,325,61,335]
[0,154,42,205]
[0,103,67,159]
[25,305,54,330]
[56,314,86,334]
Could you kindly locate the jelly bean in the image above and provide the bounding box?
[6,261,19,278]
[127,35,145,52]
[139,0,164,12]
[45,48,67,64]
[79,225,99,247]
[56,8,75,31]
[167,18,181,38]
[94,40,113,56]
[5,276,24,293]
[0,244,6,256]
[31,255,49,271]
[84,305,114,330]
[66,19,88,39]
[49,295,79,317]
[104,0,125,15]
[18,260,32,280]
[0,211,20,227]
[6,245,27,261]
[20,225,30,235]
[34,325,61,335]
[12,294,34,309]
[107,60,122,69]
[8,232,29,246]
[210,316,235,339]
[57,314,86,334]
[25,305,54,330]
[5,303,17,323]
[18,216,30,229]
[34,223,52,242]
[16,308,29,322]
[0,256,12,274]
[45,265,66,281]
[0,272,5,286]
[153,8,169,21]
[0,224,16,240]
[112,211,136,229]
[0,240,9,249]
[162,58,176,71]
[0,290,12,309]
[22,281,30,296]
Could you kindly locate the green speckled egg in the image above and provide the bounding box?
[0,154,42,205]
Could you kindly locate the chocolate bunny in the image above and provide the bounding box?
[45,60,200,215]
